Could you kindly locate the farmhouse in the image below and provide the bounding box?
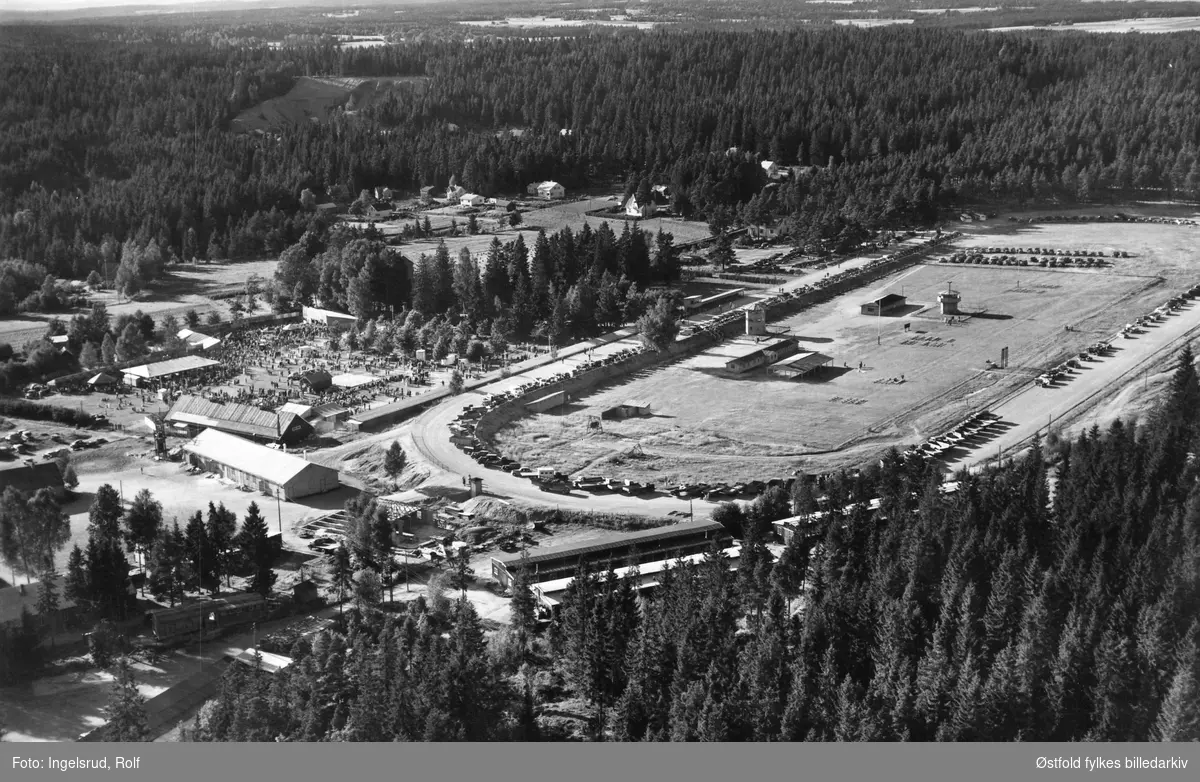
[0,462,65,499]
[122,355,221,388]
[183,429,339,500]
[537,181,565,200]
[365,203,392,219]
[446,185,467,201]
[725,337,798,374]
[460,193,485,207]
[761,160,782,180]
[860,293,908,316]
[301,306,358,332]
[490,519,730,589]
[600,400,652,420]
[534,545,742,612]
[769,351,834,379]
[419,185,440,202]
[624,189,670,218]
[165,395,314,445]
[747,219,786,241]
[373,186,395,201]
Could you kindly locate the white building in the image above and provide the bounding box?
[536,181,565,200]
[460,193,485,207]
[183,429,339,501]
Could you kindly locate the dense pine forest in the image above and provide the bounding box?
[183,350,1200,742]
[4,26,1200,278]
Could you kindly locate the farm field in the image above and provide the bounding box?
[495,216,1200,483]
[991,15,1200,32]
[0,259,278,349]
[231,75,429,134]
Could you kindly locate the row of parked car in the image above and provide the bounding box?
[1012,213,1198,226]
[446,346,651,487]
[977,246,1121,258]
[942,254,1109,269]
[666,477,794,502]
[903,410,1002,461]
[1036,342,1113,387]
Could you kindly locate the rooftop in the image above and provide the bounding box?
[231,648,294,674]
[535,546,742,605]
[124,355,221,380]
[867,293,908,307]
[770,351,833,372]
[166,395,300,442]
[492,519,727,569]
[183,429,337,486]
[0,575,75,626]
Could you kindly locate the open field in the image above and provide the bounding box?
[0,259,278,349]
[231,75,429,134]
[992,15,1200,32]
[494,217,1200,483]
[460,16,659,29]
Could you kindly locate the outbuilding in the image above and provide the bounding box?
[183,429,339,500]
[860,293,908,317]
[600,400,652,420]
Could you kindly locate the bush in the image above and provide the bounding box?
[0,398,96,427]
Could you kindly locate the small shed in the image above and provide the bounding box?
[88,372,119,388]
[860,293,908,317]
[601,400,651,420]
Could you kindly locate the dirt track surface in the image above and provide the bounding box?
[948,297,1200,472]
[400,237,933,513]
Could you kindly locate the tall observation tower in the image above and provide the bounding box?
[939,283,961,316]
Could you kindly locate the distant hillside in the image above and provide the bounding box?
[231,75,428,133]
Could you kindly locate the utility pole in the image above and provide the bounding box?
[275,495,282,534]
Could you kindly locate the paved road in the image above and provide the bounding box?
[947,298,1200,473]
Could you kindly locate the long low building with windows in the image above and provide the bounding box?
[490,519,730,589]
[183,429,339,500]
[533,545,742,612]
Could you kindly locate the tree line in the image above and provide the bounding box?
[5,27,1200,279]
[181,348,1200,741]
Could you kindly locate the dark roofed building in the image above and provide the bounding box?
[860,293,908,316]
[0,575,79,632]
[166,395,313,445]
[0,462,65,499]
[298,370,333,393]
